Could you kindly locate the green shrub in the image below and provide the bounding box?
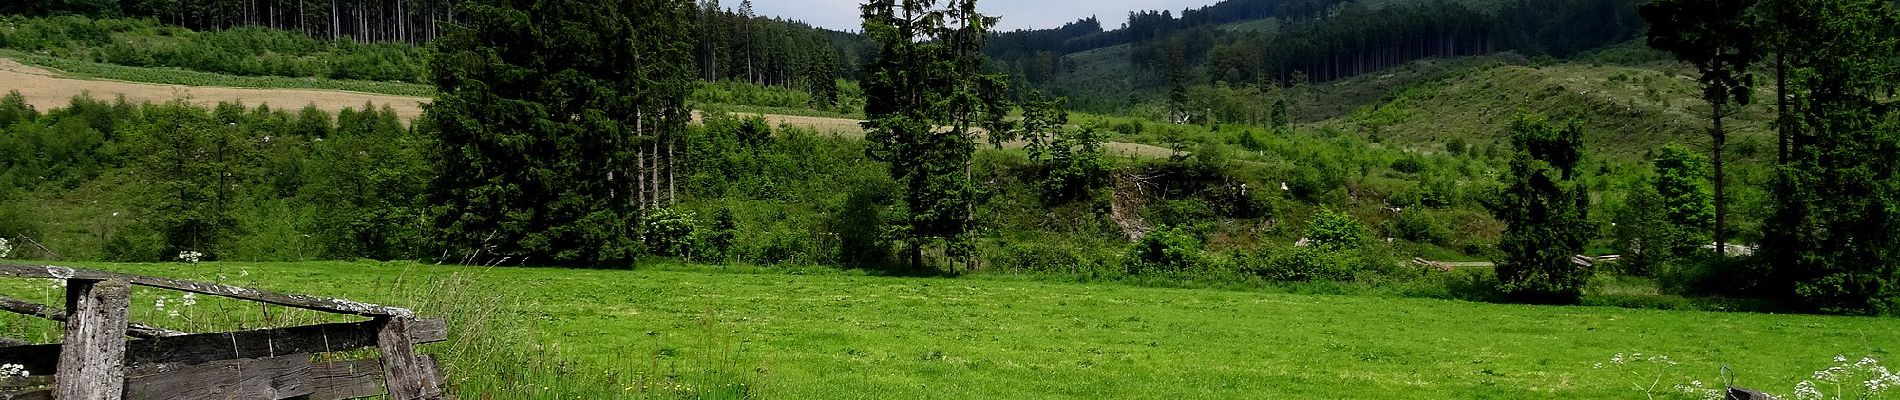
[1656,253,1773,298]
[1146,199,1216,231]
[1123,226,1203,275]
[1390,210,1451,246]
[996,242,1093,274]
[1248,246,1358,282]
[641,208,700,259]
[747,228,812,266]
[1306,207,1368,250]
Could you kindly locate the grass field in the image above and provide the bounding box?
[2,261,1894,398]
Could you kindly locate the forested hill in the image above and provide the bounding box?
[3,0,1647,112]
[0,0,875,103]
[987,0,1646,110]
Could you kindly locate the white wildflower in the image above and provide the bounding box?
[0,237,11,259]
[166,309,180,319]
[154,296,167,310]
[0,363,26,378]
[1611,353,1627,365]
[180,293,197,307]
[177,251,204,263]
[1794,381,1823,400]
[1837,355,1850,363]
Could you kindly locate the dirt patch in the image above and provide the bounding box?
[0,57,429,121]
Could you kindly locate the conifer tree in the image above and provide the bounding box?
[1640,0,1761,257]
[425,0,694,266]
[859,0,1011,272]
[1491,116,1593,304]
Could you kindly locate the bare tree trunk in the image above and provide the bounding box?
[1713,100,1728,258]
[666,127,676,206]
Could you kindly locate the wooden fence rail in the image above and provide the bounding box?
[0,264,449,400]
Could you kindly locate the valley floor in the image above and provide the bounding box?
[2,261,1891,398]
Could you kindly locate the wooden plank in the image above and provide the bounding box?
[0,319,447,377]
[0,295,188,339]
[124,354,315,400]
[0,264,414,318]
[309,359,384,400]
[56,278,131,400]
[0,389,50,400]
[375,317,444,400]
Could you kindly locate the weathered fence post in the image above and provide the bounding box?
[376,317,445,399]
[56,278,130,400]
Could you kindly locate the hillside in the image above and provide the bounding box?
[1316,62,1776,160]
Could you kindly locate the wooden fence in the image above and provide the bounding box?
[0,264,448,399]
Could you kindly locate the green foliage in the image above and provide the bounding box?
[424,0,696,266]
[859,0,1012,271]
[701,207,738,262]
[641,208,700,259]
[1608,144,1713,275]
[1651,144,1713,238]
[304,104,427,260]
[128,100,258,260]
[1305,207,1368,251]
[1248,246,1359,282]
[1123,226,1203,275]
[1491,116,1594,304]
[0,16,429,83]
[1655,252,1773,297]
[1761,0,1900,315]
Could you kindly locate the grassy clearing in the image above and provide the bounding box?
[2,261,1893,398]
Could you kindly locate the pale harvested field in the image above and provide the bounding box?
[0,58,430,120]
[1,57,1176,158]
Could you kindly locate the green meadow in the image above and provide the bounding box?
[3,261,1892,398]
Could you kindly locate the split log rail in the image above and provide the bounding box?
[0,264,448,399]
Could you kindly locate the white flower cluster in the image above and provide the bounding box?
[0,363,26,378]
[1674,379,1724,400]
[177,251,204,264]
[0,237,12,259]
[154,294,195,319]
[1795,355,1898,400]
[1597,352,1692,398]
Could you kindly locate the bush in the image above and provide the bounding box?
[641,208,699,259]
[1146,199,1216,231]
[1123,226,1203,274]
[1247,246,1357,282]
[1656,253,1774,298]
[995,242,1095,274]
[1389,210,1451,245]
[1305,207,1367,250]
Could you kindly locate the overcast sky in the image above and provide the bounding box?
[750,0,1219,32]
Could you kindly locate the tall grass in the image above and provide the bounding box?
[0,263,763,399]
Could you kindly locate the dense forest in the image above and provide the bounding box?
[0,0,870,96]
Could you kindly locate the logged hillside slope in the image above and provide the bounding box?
[1313,62,1776,160]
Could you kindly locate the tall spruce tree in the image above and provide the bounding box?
[1761,0,1900,314]
[425,0,694,266]
[859,0,1011,272]
[1640,0,1762,257]
[1491,116,1594,304]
